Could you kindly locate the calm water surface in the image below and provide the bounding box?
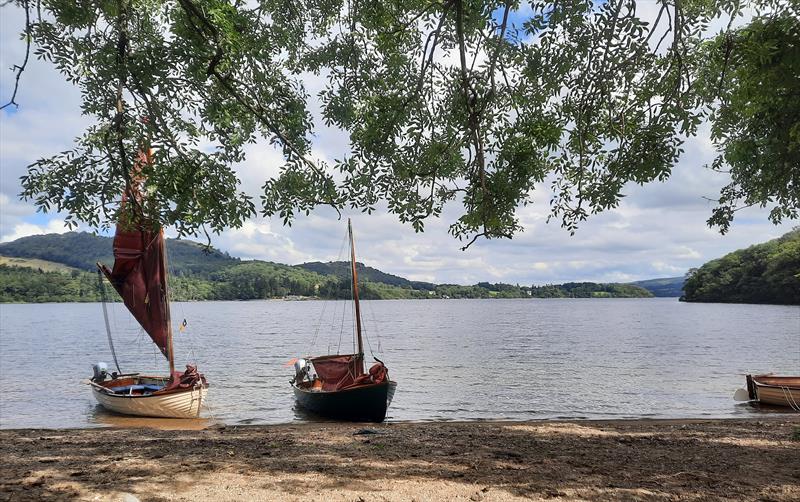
[1,298,798,429]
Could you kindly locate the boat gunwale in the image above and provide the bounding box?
[751,375,800,389]
[89,376,209,398]
[292,379,395,396]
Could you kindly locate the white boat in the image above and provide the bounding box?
[87,150,208,418]
[89,375,207,418]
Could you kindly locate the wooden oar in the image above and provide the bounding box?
[82,379,112,393]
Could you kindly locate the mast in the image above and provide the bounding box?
[160,229,175,375]
[348,218,364,372]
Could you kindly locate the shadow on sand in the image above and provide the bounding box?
[1,418,798,501]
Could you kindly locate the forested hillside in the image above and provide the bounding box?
[0,232,239,275]
[0,232,653,303]
[0,265,102,303]
[529,282,654,298]
[298,261,436,291]
[681,229,800,305]
[630,277,685,297]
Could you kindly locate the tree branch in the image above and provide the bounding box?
[1,0,31,111]
[487,2,511,98]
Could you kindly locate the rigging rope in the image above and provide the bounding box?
[97,269,122,374]
[336,293,347,354]
[312,229,349,355]
[365,299,383,354]
[362,305,376,359]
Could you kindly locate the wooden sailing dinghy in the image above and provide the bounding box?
[743,374,800,410]
[291,219,397,422]
[86,156,208,419]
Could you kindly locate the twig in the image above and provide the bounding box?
[487,2,511,97]
[1,0,31,111]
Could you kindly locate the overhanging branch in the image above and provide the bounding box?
[1,0,31,111]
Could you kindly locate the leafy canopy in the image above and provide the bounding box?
[4,0,798,246]
[695,11,800,232]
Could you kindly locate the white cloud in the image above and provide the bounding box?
[0,218,69,243]
[674,246,702,260]
[213,218,315,264]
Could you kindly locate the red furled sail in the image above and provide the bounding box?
[99,149,171,360]
[100,225,170,359]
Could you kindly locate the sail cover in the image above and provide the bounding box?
[100,193,170,359]
[310,354,362,391]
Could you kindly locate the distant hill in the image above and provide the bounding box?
[0,232,239,276]
[0,255,78,273]
[296,261,436,291]
[0,231,653,303]
[528,282,653,299]
[681,229,800,305]
[630,277,685,297]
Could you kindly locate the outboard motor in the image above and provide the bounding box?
[293,358,310,383]
[92,362,109,382]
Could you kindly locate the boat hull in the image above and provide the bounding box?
[747,375,800,409]
[91,378,208,418]
[293,380,397,422]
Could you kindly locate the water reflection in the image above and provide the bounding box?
[89,405,213,430]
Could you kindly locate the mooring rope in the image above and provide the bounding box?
[780,386,800,412]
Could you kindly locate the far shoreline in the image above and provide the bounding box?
[1,296,688,306]
[7,296,800,307]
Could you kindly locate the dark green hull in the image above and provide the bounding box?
[292,380,397,422]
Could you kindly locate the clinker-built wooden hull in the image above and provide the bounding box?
[747,375,800,409]
[90,376,208,418]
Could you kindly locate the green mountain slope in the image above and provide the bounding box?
[297,261,436,290]
[681,229,800,305]
[0,256,79,273]
[630,277,685,297]
[0,232,239,276]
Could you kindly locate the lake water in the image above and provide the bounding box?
[0,298,798,429]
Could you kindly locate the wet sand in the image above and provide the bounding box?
[1,418,798,501]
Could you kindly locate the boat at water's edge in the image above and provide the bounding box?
[746,374,800,409]
[291,219,397,422]
[90,375,208,418]
[293,379,396,422]
[87,148,209,419]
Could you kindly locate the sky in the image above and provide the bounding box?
[0,3,793,286]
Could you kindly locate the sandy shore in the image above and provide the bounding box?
[1,418,798,501]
